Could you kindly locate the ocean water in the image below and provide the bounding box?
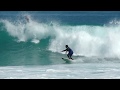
[1,11,120,79]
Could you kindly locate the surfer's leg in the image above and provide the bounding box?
[69,53,73,60]
[67,54,71,59]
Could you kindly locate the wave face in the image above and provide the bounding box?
[1,11,120,66]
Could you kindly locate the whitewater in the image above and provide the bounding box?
[0,11,120,78]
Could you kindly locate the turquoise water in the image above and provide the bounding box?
[1,11,120,78]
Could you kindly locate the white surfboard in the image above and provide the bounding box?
[62,58,73,63]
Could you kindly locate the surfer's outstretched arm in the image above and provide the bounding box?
[61,49,67,52]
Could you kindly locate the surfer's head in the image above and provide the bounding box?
[65,45,68,48]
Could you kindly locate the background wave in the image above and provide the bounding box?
[1,11,120,66]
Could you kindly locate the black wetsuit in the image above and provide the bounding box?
[66,47,73,57]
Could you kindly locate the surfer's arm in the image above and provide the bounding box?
[61,49,67,52]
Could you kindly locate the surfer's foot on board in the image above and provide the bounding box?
[62,57,73,60]
[69,58,74,60]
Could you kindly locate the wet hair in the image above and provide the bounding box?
[66,45,68,47]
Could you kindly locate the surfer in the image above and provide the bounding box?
[61,45,74,60]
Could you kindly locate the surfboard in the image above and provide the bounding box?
[62,58,73,63]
